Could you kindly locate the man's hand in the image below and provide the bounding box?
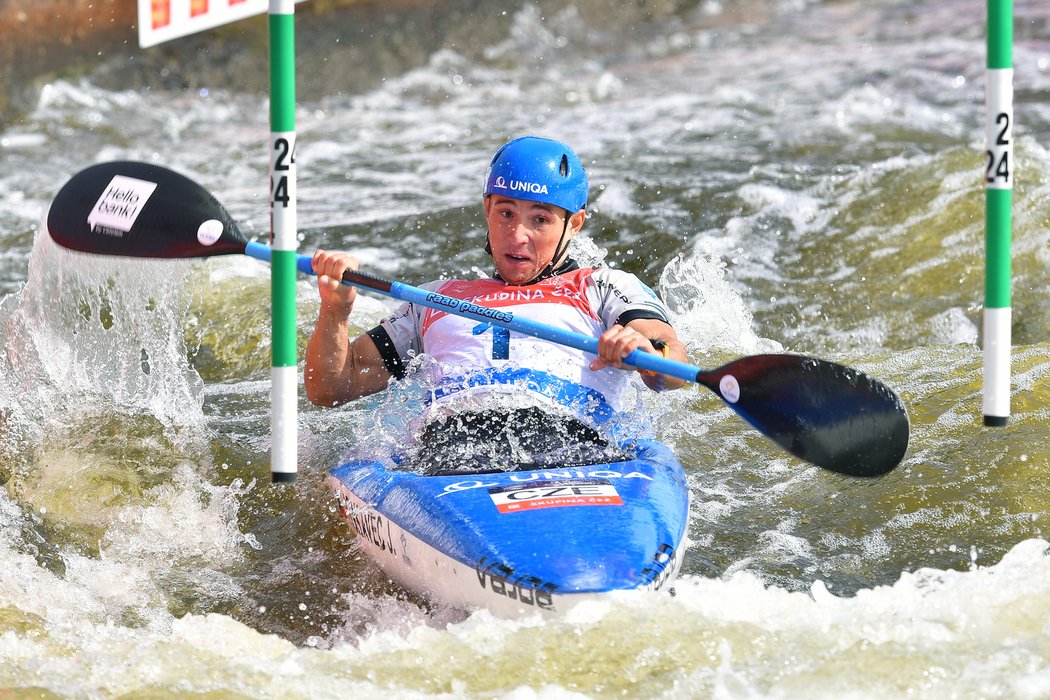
[312,249,359,316]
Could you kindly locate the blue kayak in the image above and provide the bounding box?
[327,437,690,616]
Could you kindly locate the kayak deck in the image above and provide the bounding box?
[328,438,690,616]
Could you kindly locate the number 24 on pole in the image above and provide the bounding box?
[986,112,1011,185]
[272,137,295,206]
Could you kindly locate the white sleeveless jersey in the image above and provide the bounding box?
[374,266,671,425]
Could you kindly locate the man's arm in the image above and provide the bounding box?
[625,318,688,391]
[305,320,392,407]
[304,250,393,407]
[590,318,688,392]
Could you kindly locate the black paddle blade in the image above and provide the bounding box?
[697,354,909,477]
[47,161,249,259]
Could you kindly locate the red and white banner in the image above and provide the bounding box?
[137,0,309,48]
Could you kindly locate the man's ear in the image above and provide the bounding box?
[569,209,587,234]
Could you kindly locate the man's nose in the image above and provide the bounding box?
[509,221,531,241]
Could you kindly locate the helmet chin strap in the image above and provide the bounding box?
[488,213,572,286]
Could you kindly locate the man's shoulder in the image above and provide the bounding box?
[585,265,649,288]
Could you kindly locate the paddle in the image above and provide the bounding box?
[46,160,909,478]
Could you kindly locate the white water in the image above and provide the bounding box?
[1,0,1049,697]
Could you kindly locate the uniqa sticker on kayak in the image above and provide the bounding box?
[437,469,654,497]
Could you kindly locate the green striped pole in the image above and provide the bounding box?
[983,0,1012,427]
[269,0,298,480]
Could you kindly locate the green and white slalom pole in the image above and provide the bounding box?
[983,0,1013,427]
[269,0,298,480]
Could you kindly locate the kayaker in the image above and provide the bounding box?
[305,136,688,471]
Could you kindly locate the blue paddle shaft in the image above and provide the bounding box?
[244,241,698,384]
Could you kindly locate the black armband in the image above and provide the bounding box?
[367,326,406,380]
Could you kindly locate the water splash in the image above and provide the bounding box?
[657,247,782,355]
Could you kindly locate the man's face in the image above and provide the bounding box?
[484,195,583,285]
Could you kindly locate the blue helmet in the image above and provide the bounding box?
[484,136,588,213]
